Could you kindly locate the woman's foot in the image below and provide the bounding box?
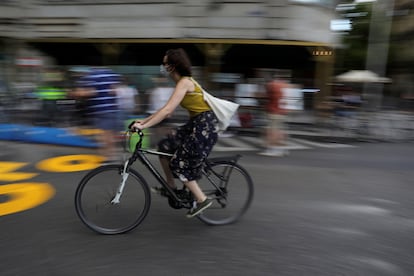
[186,198,213,218]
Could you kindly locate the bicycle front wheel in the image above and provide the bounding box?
[75,164,151,234]
[197,161,254,225]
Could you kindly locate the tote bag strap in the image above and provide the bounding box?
[188,77,204,95]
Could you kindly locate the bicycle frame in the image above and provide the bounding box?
[121,130,242,207]
[122,130,184,204]
[202,155,240,199]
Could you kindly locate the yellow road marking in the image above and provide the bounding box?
[36,154,105,172]
[0,183,55,216]
[0,162,38,182]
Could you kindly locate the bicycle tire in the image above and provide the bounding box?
[75,164,151,234]
[197,161,254,225]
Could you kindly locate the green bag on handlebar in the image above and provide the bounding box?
[125,118,150,151]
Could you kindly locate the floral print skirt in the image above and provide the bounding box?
[157,111,218,182]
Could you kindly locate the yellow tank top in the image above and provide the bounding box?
[180,77,211,117]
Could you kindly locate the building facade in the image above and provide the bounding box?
[0,0,339,107]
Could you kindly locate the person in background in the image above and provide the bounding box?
[259,74,290,157]
[35,69,66,126]
[130,48,218,218]
[147,75,175,147]
[115,76,138,124]
[72,67,121,162]
[147,75,174,115]
[234,79,259,128]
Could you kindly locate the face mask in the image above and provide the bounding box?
[160,64,168,76]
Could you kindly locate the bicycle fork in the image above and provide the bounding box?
[111,160,130,204]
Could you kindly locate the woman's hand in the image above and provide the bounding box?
[133,122,144,130]
[129,120,145,131]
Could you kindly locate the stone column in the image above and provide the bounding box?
[312,47,335,109]
[196,43,232,88]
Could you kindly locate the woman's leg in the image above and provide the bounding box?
[159,156,177,189]
[183,180,207,203]
[184,179,212,217]
[157,128,183,190]
[169,111,217,204]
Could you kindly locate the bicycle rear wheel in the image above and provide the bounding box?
[197,161,253,225]
[75,164,151,234]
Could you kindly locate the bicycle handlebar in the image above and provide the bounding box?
[129,128,144,137]
[127,121,144,136]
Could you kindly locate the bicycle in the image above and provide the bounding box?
[74,129,254,234]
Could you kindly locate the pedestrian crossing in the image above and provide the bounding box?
[213,134,356,152]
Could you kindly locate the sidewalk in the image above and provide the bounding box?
[294,110,414,142]
[233,110,414,143]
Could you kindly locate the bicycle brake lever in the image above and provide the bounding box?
[128,120,136,130]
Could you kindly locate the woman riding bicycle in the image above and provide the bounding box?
[130,48,219,218]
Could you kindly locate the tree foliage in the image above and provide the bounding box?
[337,3,373,72]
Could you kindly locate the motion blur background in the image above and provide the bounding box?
[1,3,413,275]
[0,0,412,140]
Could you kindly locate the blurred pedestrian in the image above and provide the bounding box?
[35,69,66,126]
[67,67,90,126]
[259,74,289,157]
[234,79,259,128]
[147,75,175,147]
[147,75,174,115]
[130,48,218,218]
[115,76,138,124]
[73,67,121,162]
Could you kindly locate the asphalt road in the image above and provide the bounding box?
[1,141,413,276]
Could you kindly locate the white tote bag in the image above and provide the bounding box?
[202,89,240,131]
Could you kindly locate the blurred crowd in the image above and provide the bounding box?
[1,64,413,154]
